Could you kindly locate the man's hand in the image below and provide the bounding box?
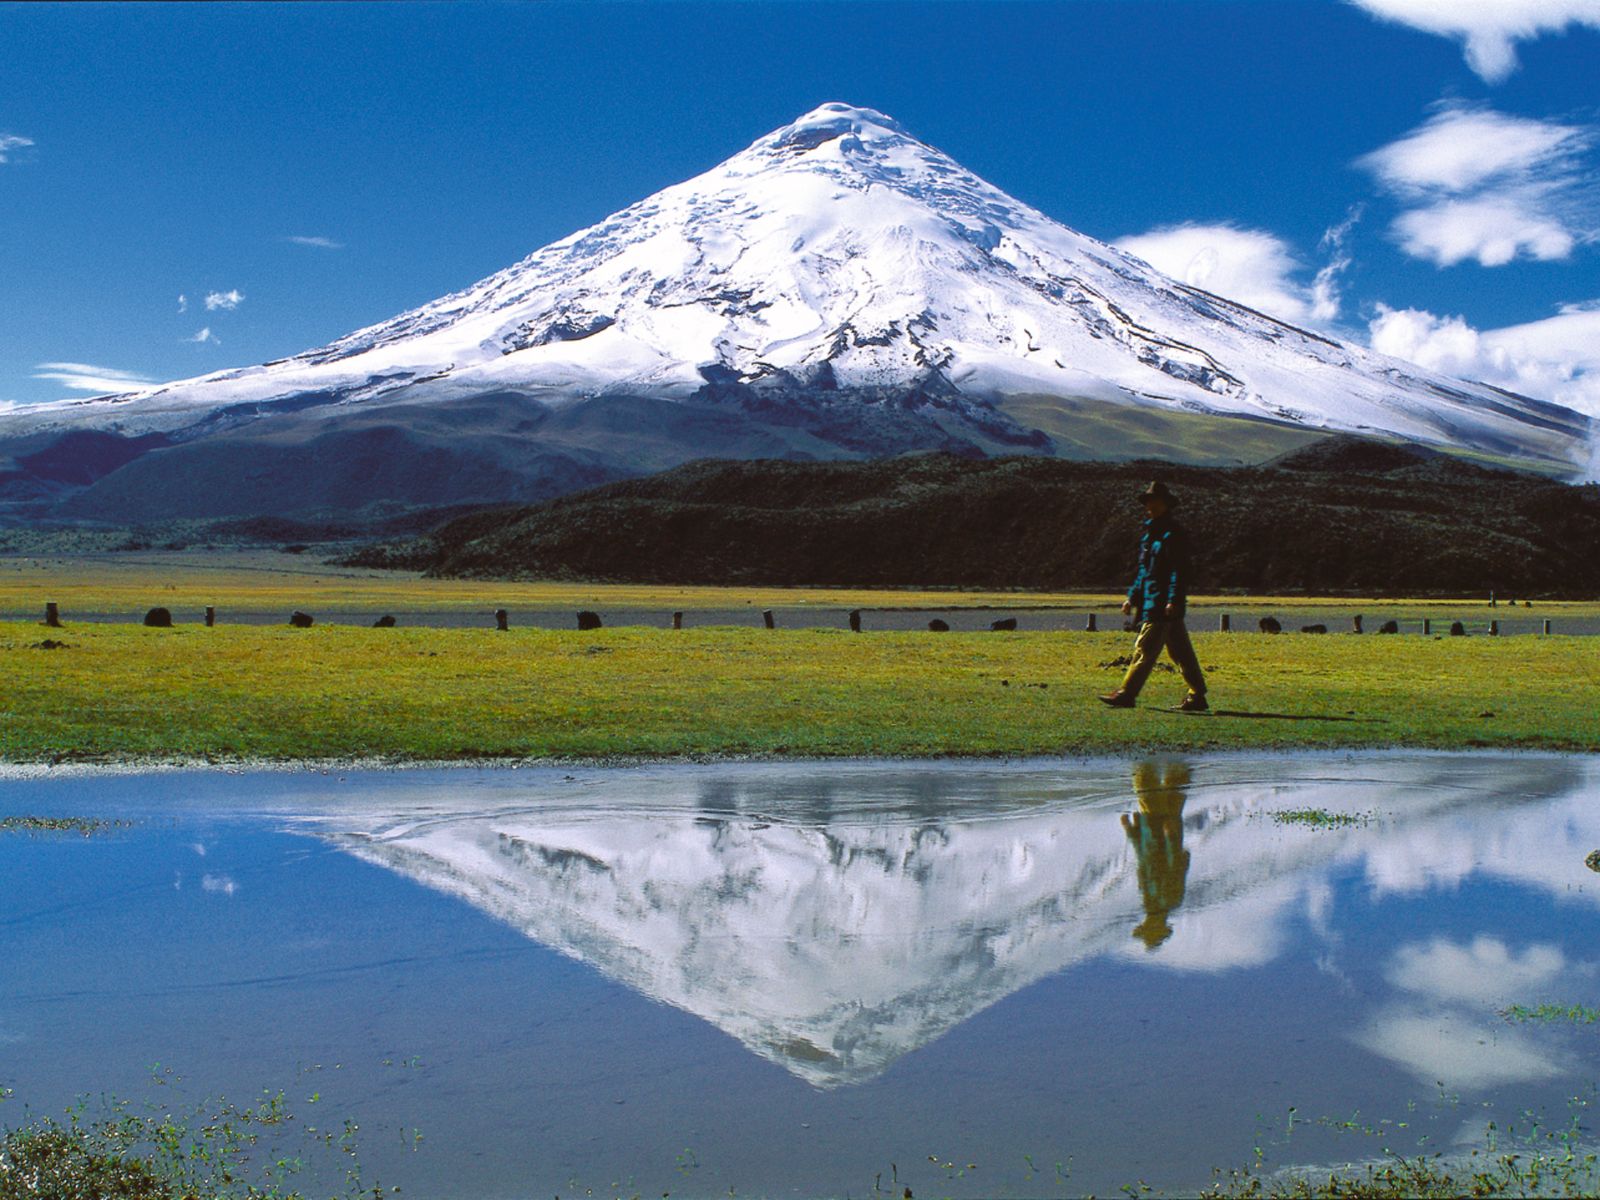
[1121,599,1135,616]
[1163,603,1180,619]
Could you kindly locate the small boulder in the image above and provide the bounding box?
[1258,616,1282,634]
[991,617,1018,632]
[1300,624,1327,635]
[1377,619,1400,634]
[142,607,173,628]
[576,611,603,631]
[373,614,397,628]
[289,611,314,629]
[1449,621,1466,637]
[928,618,950,632]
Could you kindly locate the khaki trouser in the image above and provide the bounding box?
[1120,619,1207,699]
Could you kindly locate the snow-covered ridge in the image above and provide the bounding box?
[11,102,1591,470]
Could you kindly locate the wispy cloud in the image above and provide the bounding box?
[0,132,34,163]
[33,362,156,394]
[1347,0,1600,83]
[1115,222,1340,326]
[284,234,342,249]
[186,327,218,344]
[1357,103,1597,267]
[204,288,244,311]
[177,293,188,314]
[1368,298,1600,416]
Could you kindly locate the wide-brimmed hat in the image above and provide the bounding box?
[1138,480,1177,505]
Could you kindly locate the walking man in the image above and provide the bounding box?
[1100,481,1209,712]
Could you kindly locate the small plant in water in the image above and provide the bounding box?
[1502,1003,1600,1025]
[1267,809,1373,829]
[0,1071,397,1199]
[0,816,126,837]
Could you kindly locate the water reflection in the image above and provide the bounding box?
[292,754,1600,1091]
[1123,762,1191,950]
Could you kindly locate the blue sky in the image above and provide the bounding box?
[3,0,1598,411]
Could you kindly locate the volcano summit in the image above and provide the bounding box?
[2,103,1590,520]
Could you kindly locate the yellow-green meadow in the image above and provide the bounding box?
[3,620,1595,763]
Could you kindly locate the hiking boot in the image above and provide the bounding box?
[1177,693,1209,713]
[1098,691,1135,709]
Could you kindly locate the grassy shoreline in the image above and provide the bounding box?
[3,621,1597,764]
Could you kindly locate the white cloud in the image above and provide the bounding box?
[32,362,155,394]
[1358,107,1586,196]
[1387,936,1569,1006]
[177,293,188,314]
[1352,1008,1564,1088]
[1115,223,1336,326]
[285,234,342,249]
[186,327,218,344]
[1357,104,1597,268]
[1347,0,1600,83]
[1392,196,1576,266]
[0,133,33,163]
[201,873,238,896]
[204,288,244,311]
[1368,299,1600,415]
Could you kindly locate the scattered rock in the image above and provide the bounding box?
[1449,621,1466,637]
[142,607,173,628]
[373,614,397,628]
[1300,624,1327,634]
[990,617,1018,632]
[1377,619,1400,634]
[289,611,314,628]
[1258,616,1282,634]
[576,610,603,631]
[31,639,69,650]
[927,618,950,632]
[1478,710,1495,718]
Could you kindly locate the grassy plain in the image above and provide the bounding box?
[4,550,1598,620]
[2,618,1597,763]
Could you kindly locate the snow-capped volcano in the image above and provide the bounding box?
[3,103,1590,519]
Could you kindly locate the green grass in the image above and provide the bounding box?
[2,621,1597,763]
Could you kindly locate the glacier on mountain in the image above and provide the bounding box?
[5,102,1592,487]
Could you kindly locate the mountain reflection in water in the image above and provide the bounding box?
[299,754,1600,1089]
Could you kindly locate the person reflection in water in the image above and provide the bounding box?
[1121,761,1192,950]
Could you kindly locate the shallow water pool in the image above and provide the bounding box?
[3,753,1598,1196]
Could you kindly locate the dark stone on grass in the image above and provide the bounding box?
[991,617,1018,632]
[848,609,861,632]
[142,607,173,628]
[1378,620,1400,634]
[1449,621,1466,637]
[373,614,397,628]
[928,618,950,632]
[1259,616,1282,634]
[495,609,509,631]
[576,610,603,631]
[289,611,314,628]
[31,639,68,650]
[1300,624,1327,634]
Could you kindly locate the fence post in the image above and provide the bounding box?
[204,606,215,628]
[1352,615,1363,634]
[495,609,509,631]
[1219,613,1230,632]
[1543,619,1552,635]
[848,610,861,633]
[1423,618,1431,635]
[1489,620,1499,636]
[673,611,684,630]
[762,610,775,630]
[1086,613,1097,632]
[43,602,60,628]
